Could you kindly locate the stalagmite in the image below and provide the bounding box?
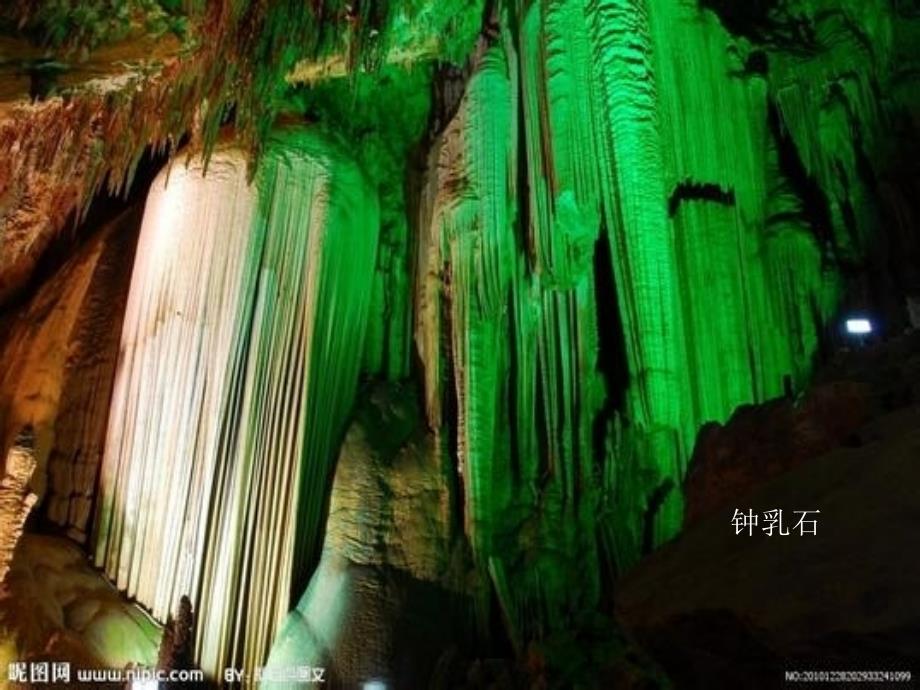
[0,429,37,582]
[265,383,469,687]
[91,127,380,680]
[416,14,607,638]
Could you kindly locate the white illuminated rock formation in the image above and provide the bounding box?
[91,128,380,679]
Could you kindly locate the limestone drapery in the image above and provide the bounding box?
[91,128,380,679]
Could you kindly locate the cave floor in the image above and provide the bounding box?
[0,534,161,677]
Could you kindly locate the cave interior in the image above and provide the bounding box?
[0,0,919,688]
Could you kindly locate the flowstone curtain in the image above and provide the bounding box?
[414,0,846,635]
[92,127,380,679]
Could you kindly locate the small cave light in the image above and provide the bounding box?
[845,318,872,335]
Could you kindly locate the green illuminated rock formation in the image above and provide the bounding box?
[265,0,916,677]
[408,0,810,643]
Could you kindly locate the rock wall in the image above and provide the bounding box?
[0,207,139,567]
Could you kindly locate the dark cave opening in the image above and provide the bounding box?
[591,218,630,474]
[13,144,170,313]
[667,180,737,218]
[767,99,837,255]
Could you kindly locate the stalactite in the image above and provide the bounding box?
[588,0,690,440]
[416,6,607,638]
[292,66,436,382]
[414,0,866,631]
[0,0,913,683]
[770,9,882,261]
[650,0,771,434]
[0,0,483,309]
[763,135,841,385]
[91,127,380,681]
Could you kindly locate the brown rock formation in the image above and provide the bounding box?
[157,595,196,682]
[684,381,872,525]
[0,207,139,562]
[0,534,161,674]
[42,209,139,542]
[266,382,479,688]
[0,34,182,306]
[0,429,37,583]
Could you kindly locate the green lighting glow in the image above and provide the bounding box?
[69,0,906,676]
[409,0,866,636]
